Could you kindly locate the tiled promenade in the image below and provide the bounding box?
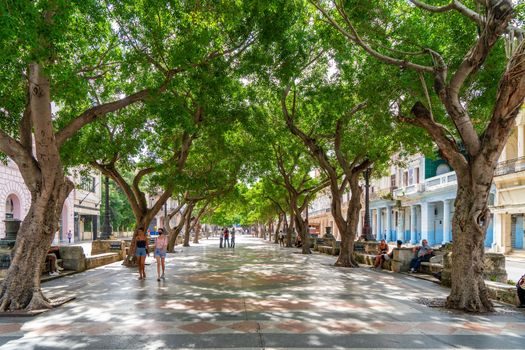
[0,236,524,349]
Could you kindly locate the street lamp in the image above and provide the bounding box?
[361,167,375,241]
[100,176,112,239]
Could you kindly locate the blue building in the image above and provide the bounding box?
[367,155,494,247]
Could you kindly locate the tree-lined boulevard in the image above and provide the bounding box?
[1,0,525,328]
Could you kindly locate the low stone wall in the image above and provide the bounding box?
[485,281,519,305]
[85,253,121,270]
[441,252,508,287]
[91,240,126,259]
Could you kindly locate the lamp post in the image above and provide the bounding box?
[100,176,112,239]
[361,167,375,241]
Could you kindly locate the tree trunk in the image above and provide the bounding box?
[445,175,494,312]
[167,213,185,252]
[274,214,283,244]
[0,176,73,311]
[193,223,201,244]
[334,177,361,267]
[294,210,311,254]
[286,213,294,247]
[182,206,193,247]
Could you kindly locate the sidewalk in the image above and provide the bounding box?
[0,236,523,349]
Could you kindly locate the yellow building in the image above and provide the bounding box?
[493,110,525,253]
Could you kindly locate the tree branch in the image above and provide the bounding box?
[309,1,434,73]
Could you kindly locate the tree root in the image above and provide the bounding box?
[0,290,52,312]
[26,291,52,311]
[334,256,360,268]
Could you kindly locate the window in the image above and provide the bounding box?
[80,176,96,193]
[408,169,414,185]
[415,168,420,183]
[390,175,396,188]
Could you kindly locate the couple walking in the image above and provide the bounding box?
[220,227,235,248]
[135,228,168,281]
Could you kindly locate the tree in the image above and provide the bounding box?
[311,0,525,311]
[0,0,258,310]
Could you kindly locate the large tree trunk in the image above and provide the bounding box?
[0,175,73,311]
[294,210,311,254]
[334,177,361,267]
[445,175,494,312]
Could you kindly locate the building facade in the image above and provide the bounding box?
[1,159,100,243]
[492,112,525,253]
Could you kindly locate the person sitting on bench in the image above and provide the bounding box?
[409,239,433,273]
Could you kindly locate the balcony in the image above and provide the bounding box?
[393,183,424,198]
[495,156,525,177]
[424,171,457,191]
[369,187,396,201]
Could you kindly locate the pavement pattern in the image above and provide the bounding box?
[0,236,524,349]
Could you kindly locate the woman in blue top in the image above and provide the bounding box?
[135,228,149,280]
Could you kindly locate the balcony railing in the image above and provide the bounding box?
[393,183,423,198]
[424,171,457,191]
[495,156,525,176]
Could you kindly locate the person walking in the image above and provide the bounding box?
[135,228,149,280]
[67,230,72,244]
[230,228,236,248]
[279,231,285,247]
[220,229,224,248]
[155,228,168,281]
[224,228,230,248]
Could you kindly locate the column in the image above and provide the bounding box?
[442,200,451,244]
[396,209,404,241]
[420,202,430,243]
[492,212,500,250]
[386,206,392,241]
[377,208,382,239]
[410,205,417,244]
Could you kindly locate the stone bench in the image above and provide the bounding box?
[485,281,519,305]
[317,239,340,256]
[91,240,126,259]
[85,252,120,270]
[353,252,392,269]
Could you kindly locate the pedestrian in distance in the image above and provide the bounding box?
[224,228,230,248]
[67,230,72,244]
[135,228,149,280]
[517,273,525,308]
[155,228,168,281]
[279,230,285,247]
[231,227,236,248]
[220,229,224,248]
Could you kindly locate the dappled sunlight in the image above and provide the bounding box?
[0,237,523,349]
